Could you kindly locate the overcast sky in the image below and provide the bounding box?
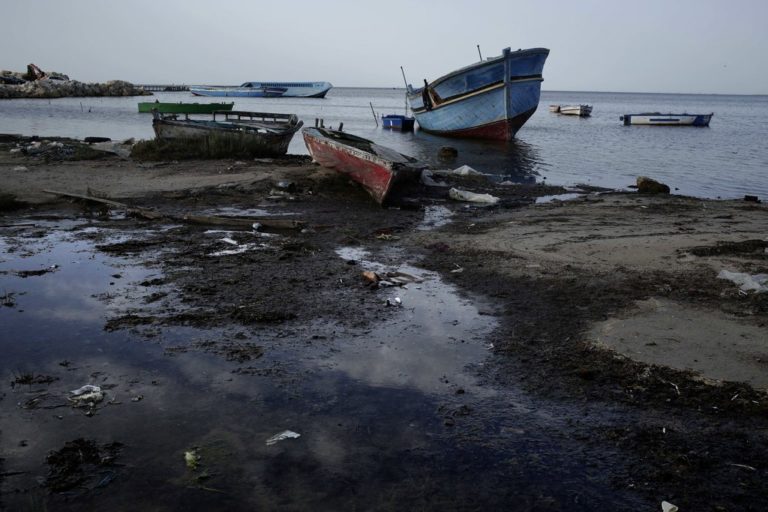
[2,0,766,94]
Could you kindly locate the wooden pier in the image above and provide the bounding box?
[138,84,190,92]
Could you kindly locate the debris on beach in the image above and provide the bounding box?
[68,384,105,407]
[266,430,301,446]
[361,270,423,288]
[661,501,678,512]
[448,187,500,205]
[717,269,768,293]
[184,448,201,470]
[449,165,482,176]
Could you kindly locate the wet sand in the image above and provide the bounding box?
[1,139,767,510]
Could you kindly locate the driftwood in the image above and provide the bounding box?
[42,189,305,230]
[183,215,303,230]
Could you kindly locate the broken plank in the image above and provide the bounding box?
[42,189,129,208]
[182,215,305,230]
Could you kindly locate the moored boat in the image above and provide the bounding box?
[302,126,427,204]
[558,104,592,117]
[152,110,303,157]
[620,113,713,126]
[138,101,234,114]
[190,81,333,98]
[381,114,415,131]
[405,47,549,140]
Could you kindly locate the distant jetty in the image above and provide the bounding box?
[0,63,150,99]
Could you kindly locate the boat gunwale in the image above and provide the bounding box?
[408,47,549,93]
[302,128,425,171]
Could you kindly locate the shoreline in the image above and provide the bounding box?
[1,136,767,509]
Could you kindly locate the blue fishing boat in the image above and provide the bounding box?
[190,81,332,98]
[405,47,549,140]
[381,114,415,131]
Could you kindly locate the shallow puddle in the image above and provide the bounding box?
[333,246,493,395]
[416,205,453,231]
[0,221,647,511]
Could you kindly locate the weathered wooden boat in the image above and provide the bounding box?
[405,47,549,140]
[381,114,415,131]
[620,113,713,126]
[152,110,303,156]
[138,101,234,113]
[558,104,592,117]
[190,81,332,98]
[302,127,427,204]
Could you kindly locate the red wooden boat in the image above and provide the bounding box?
[302,127,427,204]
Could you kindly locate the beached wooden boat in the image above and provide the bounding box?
[152,110,302,156]
[138,101,233,114]
[620,113,713,126]
[381,114,415,131]
[558,104,592,117]
[405,47,549,140]
[190,81,332,98]
[302,127,427,204]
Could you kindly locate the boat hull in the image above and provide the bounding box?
[620,113,713,126]
[302,127,424,204]
[138,102,234,114]
[558,104,592,117]
[190,81,332,98]
[152,112,302,157]
[406,47,549,140]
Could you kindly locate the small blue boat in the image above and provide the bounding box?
[406,47,549,140]
[620,113,713,126]
[190,81,333,98]
[382,114,415,131]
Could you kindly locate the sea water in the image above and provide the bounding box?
[1,88,766,199]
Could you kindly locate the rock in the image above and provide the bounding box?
[0,76,150,99]
[438,146,458,160]
[636,176,670,194]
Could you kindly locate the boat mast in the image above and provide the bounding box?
[400,66,409,115]
[477,44,483,61]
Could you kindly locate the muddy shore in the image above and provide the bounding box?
[1,138,767,511]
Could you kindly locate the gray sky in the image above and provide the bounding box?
[2,0,766,94]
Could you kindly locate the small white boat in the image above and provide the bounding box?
[620,113,713,126]
[558,104,592,117]
[548,104,561,113]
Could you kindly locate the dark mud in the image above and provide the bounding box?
[408,208,768,510]
[2,159,767,510]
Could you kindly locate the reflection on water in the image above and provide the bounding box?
[333,246,495,395]
[0,221,650,510]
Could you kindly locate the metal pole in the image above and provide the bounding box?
[400,66,408,88]
[477,44,483,61]
[370,102,378,127]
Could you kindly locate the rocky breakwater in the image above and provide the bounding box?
[0,78,150,99]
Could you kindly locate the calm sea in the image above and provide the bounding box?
[1,88,766,199]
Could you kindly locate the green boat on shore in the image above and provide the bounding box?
[138,101,234,114]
